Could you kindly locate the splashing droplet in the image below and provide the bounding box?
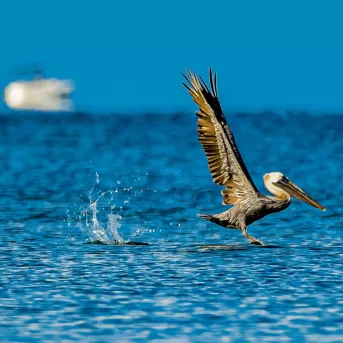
[107,214,124,244]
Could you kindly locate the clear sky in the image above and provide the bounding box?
[1,0,343,113]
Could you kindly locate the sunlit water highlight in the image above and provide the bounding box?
[0,112,342,342]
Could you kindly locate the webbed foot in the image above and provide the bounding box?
[242,228,265,246]
[249,238,265,246]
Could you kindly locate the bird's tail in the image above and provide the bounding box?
[198,213,237,229]
[198,213,217,223]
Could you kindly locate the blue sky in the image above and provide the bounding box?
[1,0,343,113]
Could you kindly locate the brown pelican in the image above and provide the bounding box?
[182,68,326,246]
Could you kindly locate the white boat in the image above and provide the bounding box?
[4,71,75,111]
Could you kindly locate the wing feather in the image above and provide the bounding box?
[182,68,258,205]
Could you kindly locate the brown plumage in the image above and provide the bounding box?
[182,68,326,246]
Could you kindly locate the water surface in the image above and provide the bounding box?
[0,112,342,342]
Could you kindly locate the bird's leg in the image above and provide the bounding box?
[242,227,265,246]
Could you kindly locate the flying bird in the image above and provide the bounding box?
[182,68,325,246]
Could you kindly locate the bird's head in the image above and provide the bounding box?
[263,172,326,211]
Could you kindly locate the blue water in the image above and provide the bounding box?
[0,112,342,342]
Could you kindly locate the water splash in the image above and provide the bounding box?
[88,200,110,243]
[107,213,124,243]
[81,190,126,244]
[67,172,154,245]
[75,174,143,244]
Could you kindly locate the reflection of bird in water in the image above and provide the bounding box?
[182,68,326,246]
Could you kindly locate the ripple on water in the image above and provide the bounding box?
[0,112,342,342]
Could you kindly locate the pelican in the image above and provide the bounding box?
[182,68,326,246]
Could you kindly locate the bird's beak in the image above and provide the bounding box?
[273,177,326,211]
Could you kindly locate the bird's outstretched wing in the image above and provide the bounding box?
[182,68,258,205]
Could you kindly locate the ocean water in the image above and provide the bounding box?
[0,111,342,343]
